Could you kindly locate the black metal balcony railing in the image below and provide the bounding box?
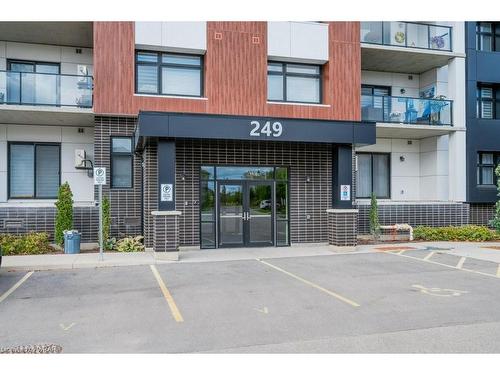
[361,94,453,126]
[360,21,452,52]
[0,70,93,108]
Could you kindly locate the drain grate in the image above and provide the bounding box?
[0,344,63,354]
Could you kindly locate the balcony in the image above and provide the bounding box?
[360,22,458,74]
[0,70,93,126]
[0,70,92,108]
[361,94,455,138]
[361,21,452,51]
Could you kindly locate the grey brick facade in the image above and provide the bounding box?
[0,206,98,242]
[94,116,143,239]
[355,202,470,234]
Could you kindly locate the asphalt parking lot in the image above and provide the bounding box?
[2,248,500,353]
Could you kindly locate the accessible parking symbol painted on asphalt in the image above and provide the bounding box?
[412,284,469,297]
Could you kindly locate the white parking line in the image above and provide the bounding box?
[256,258,360,307]
[0,271,34,303]
[497,264,500,278]
[423,251,435,261]
[383,251,500,279]
[456,257,466,269]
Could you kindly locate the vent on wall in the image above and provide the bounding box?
[252,36,260,44]
[214,32,222,40]
[3,219,24,229]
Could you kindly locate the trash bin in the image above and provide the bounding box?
[64,230,81,254]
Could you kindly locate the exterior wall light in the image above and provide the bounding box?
[400,155,405,162]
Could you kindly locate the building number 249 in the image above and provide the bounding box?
[250,120,283,137]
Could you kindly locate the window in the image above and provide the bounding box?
[111,137,133,188]
[356,153,390,198]
[9,143,60,199]
[267,62,321,104]
[135,51,203,97]
[477,152,499,186]
[477,84,500,119]
[7,60,60,105]
[476,22,500,52]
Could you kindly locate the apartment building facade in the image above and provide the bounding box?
[465,21,500,225]
[0,21,483,259]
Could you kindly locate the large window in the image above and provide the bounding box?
[356,153,390,198]
[477,152,499,186]
[476,22,500,52]
[7,60,60,105]
[267,62,321,104]
[9,143,60,199]
[135,51,203,97]
[111,137,133,189]
[477,84,500,119]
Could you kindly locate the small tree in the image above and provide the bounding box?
[490,165,500,232]
[54,182,73,246]
[369,192,381,240]
[102,195,113,250]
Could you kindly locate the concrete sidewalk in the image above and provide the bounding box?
[3,241,500,272]
[1,244,371,272]
[1,251,159,271]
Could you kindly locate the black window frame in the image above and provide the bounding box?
[7,141,61,199]
[476,22,500,52]
[110,136,134,189]
[267,61,322,104]
[477,152,499,186]
[355,152,391,199]
[7,59,61,74]
[135,50,204,97]
[477,84,500,119]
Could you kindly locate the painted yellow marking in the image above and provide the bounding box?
[456,257,466,269]
[150,265,184,323]
[383,251,500,279]
[397,249,406,255]
[497,264,500,278]
[254,307,269,314]
[412,284,468,297]
[256,259,360,307]
[0,271,34,303]
[59,323,76,331]
[423,251,435,261]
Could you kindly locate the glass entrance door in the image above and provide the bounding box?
[218,181,274,248]
[247,182,273,246]
[218,182,244,247]
[201,165,289,249]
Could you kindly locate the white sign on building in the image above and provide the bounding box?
[340,185,350,201]
[161,184,173,202]
[94,167,106,185]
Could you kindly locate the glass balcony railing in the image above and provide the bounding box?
[0,70,93,108]
[360,21,452,52]
[361,94,453,126]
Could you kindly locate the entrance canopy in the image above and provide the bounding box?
[135,111,376,150]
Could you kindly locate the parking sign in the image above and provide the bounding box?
[94,167,106,185]
[340,185,350,201]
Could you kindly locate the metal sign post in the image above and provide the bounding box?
[94,167,106,261]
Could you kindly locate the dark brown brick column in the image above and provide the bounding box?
[326,209,358,247]
[152,211,181,260]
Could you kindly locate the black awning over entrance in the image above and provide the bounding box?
[135,111,376,151]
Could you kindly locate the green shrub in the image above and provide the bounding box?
[413,225,499,242]
[102,195,115,250]
[54,182,74,246]
[369,192,380,239]
[115,236,145,252]
[490,165,500,232]
[0,232,54,255]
